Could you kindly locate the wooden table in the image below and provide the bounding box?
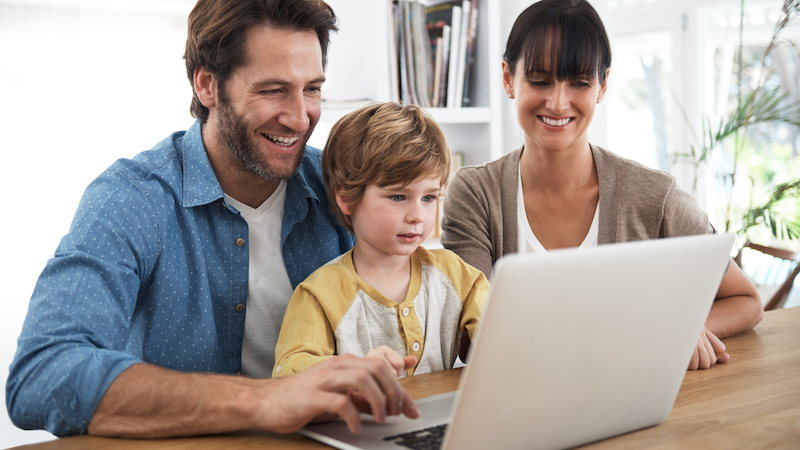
[11,307,800,450]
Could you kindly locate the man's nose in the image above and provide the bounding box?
[277,91,311,132]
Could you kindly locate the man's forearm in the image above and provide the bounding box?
[87,363,264,438]
[88,354,419,438]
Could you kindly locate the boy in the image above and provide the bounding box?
[273,102,488,378]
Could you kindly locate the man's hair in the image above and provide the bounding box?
[184,0,338,123]
[504,0,611,83]
[322,102,451,232]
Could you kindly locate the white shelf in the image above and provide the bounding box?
[316,0,520,166]
[321,106,491,126]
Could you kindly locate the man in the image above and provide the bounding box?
[6,0,418,438]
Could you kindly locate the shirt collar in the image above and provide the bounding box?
[181,120,225,208]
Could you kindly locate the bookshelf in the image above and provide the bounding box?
[315,0,515,167]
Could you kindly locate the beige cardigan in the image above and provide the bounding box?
[441,145,712,278]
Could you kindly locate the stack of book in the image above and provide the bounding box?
[389,0,479,108]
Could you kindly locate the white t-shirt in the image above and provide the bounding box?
[517,163,599,254]
[225,180,293,378]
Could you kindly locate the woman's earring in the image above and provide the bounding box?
[597,97,602,103]
[507,92,513,99]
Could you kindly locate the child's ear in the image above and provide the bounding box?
[335,188,353,215]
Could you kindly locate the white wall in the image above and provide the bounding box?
[0,1,195,446]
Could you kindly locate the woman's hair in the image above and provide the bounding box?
[322,102,451,231]
[184,0,338,123]
[504,0,611,83]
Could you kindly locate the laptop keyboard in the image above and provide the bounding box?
[383,423,448,449]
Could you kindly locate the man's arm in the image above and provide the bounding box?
[89,355,419,437]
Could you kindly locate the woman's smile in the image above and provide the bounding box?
[539,116,574,127]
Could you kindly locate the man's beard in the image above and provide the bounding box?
[215,94,311,181]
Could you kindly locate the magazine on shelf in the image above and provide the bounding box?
[432,35,444,104]
[434,150,466,238]
[426,2,455,107]
[444,4,461,107]
[438,25,451,107]
[425,0,478,108]
[395,2,410,105]
[411,1,432,107]
[401,2,420,105]
[389,0,477,107]
[461,0,479,106]
[426,20,451,107]
[387,0,400,103]
[452,0,470,108]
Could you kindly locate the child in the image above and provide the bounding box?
[272,102,488,378]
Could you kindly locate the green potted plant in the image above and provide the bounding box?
[674,0,800,251]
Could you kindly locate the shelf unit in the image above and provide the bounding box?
[315,0,513,167]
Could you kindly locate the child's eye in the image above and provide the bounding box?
[390,195,405,202]
[422,195,436,203]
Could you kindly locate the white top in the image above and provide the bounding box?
[517,163,599,254]
[226,180,293,378]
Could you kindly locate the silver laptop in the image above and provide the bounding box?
[300,233,735,450]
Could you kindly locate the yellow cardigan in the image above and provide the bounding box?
[273,247,488,377]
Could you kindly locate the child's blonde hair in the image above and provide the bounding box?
[322,102,451,232]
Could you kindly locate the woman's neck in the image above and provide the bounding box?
[519,141,597,194]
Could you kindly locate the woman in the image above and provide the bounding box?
[441,0,762,370]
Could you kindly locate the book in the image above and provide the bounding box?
[401,1,419,105]
[451,150,465,175]
[392,0,438,106]
[425,2,454,107]
[445,5,461,108]
[452,0,470,108]
[438,25,451,107]
[426,20,451,107]
[434,150,466,238]
[387,0,400,103]
[395,2,411,105]
[461,0,479,106]
[426,1,458,107]
[410,1,432,107]
[432,35,444,104]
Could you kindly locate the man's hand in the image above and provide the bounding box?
[688,326,730,370]
[257,354,419,434]
[365,345,418,377]
[89,354,419,438]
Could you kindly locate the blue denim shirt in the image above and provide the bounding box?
[6,121,354,436]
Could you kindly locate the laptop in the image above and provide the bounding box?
[300,233,735,450]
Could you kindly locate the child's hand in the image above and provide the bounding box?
[365,345,418,377]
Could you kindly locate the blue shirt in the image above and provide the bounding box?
[6,121,354,436]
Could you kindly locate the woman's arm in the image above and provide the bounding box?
[689,258,762,370]
[707,258,763,338]
[660,181,762,369]
[441,169,496,279]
